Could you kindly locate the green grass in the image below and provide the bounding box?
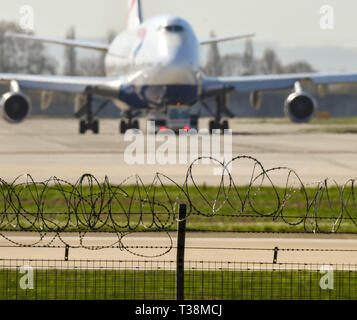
[309,117,357,125]
[1,183,356,233]
[236,117,357,125]
[320,128,357,134]
[1,268,356,300]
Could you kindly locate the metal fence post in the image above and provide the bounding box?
[176,204,187,300]
[273,247,279,264]
[65,245,69,261]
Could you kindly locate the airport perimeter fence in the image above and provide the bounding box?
[0,156,356,300]
[1,259,357,300]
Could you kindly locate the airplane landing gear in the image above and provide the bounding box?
[209,119,229,132]
[119,111,140,134]
[75,93,110,135]
[80,119,99,134]
[202,93,234,133]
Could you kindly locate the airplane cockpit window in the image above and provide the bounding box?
[159,25,185,33]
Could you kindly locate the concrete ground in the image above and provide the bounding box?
[0,117,356,186]
[1,232,357,265]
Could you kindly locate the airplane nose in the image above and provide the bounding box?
[161,42,191,67]
[165,34,184,47]
[156,26,200,68]
[165,47,183,65]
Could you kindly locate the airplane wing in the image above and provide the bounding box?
[0,74,121,96]
[9,32,254,50]
[200,33,255,45]
[5,33,109,52]
[203,72,357,95]
[202,72,357,123]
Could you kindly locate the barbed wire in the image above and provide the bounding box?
[0,155,356,256]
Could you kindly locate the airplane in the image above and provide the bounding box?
[2,0,357,134]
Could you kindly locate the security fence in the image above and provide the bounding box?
[0,259,356,300]
[0,156,356,300]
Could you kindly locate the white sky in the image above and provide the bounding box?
[2,0,357,72]
[1,0,356,47]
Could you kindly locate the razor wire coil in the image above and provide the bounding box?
[0,155,355,256]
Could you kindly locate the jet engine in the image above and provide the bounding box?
[284,82,317,123]
[0,82,31,123]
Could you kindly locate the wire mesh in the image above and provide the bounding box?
[0,259,356,300]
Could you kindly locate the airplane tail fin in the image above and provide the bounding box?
[127,0,143,29]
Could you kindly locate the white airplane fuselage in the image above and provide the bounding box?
[105,14,202,111]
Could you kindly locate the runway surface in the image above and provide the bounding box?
[1,232,357,265]
[0,117,356,186]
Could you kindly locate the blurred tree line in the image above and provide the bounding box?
[0,22,317,78]
[204,31,316,77]
[0,21,115,77]
[63,25,116,77]
[0,21,56,74]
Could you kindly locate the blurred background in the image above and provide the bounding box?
[1,0,357,118]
